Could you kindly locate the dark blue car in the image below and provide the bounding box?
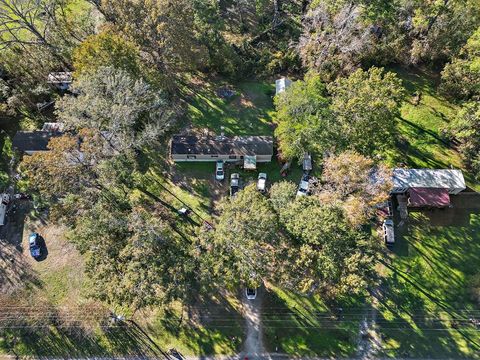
[29,233,41,259]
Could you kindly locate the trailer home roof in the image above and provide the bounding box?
[171,135,274,156]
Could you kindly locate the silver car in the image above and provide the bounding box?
[215,160,225,181]
[257,173,267,192]
[246,287,257,300]
[296,175,310,197]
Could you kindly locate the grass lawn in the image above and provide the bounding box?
[184,77,276,136]
[384,66,479,190]
[262,285,362,357]
[377,195,480,358]
[139,293,244,356]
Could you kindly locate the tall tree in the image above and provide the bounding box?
[72,202,197,310]
[73,29,142,77]
[56,66,176,154]
[204,184,284,288]
[274,73,334,160]
[0,0,95,63]
[316,151,392,227]
[327,67,404,156]
[298,1,376,81]
[278,198,380,297]
[20,130,101,200]
[441,27,480,101]
[91,0,205,78]
[298,0,480,78]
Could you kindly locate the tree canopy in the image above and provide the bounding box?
[441,27,480,101]
[204,184,283,288]
[328,67,404,156]
[274,67,404,161]
[274,73,334,160]
[56,66,175,154]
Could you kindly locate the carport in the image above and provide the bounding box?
[407,187,451,208]
[244,155,257,170]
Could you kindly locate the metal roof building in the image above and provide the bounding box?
[170,135,274,163]
[392,169,466,195]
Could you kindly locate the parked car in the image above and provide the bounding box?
[387,199,394,217]
[257,173,267,192]
[296,175,310,197]
[383,219,395,246]
[177,207,191,216]
[230,173,240,197]
[303,153,312,173]
[215,160,225,181]
[246,287,257,300]
[0,193,11,226]
[29,233,42,259]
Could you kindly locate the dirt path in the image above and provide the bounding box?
[242,287,264,359]
[357,287,383,359]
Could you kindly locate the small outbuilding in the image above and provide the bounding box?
[170,135,274,163]
[392,169,466,195]
[407,187,451,208]
[12,131,63,155]
[275,77,292,95]
[47,72,73,90]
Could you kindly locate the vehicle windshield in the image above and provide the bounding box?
[246,288,256,295]
[216,171,223,175]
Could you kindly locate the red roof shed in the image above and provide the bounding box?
[408,187,451,208]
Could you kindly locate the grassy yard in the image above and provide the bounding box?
[384,67,479,190]
[262,285,362,357]
[376,195,480,358]
[139,293,244,356]
[184,77,276,136]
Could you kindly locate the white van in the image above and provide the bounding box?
[383,219,395,246]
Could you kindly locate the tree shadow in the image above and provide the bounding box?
[144,290,244,355]
[379,205,480,357]
[261,287,359,357]
[2,321,176,358]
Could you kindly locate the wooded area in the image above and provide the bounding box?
[1,0,480,357]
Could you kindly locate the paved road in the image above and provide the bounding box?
[241,286,264,359]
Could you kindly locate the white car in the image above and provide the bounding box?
[230,173,240,197]
[246,288,257,300]
[383,219,395,246]
[215,160,225,181]
[296,175,310,197]
[257,173,267,192]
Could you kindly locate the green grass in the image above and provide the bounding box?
[185,77,276,136]
[144,295,244,356]
[262,285,362,357]
[377,197,480,358]
[384,66,479,190]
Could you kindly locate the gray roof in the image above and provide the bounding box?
[392,169,466,190]
[12,131,63,152]
[47,72,72,84]
[275,77,292,95]
[171,135,274,156]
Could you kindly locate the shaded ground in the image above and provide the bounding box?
[384,66,479,190]
[375,193,480,358]
[184,77,276,137]
[242,286,264,359]
[262,285,361,357]
[138,291,244,356]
